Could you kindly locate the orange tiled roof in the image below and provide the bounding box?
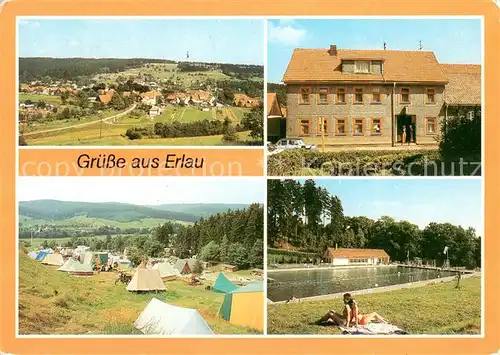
[283,48,448,84]
[324,248,390,259]
[441,64,481,106]
[267,93,277,116]
[141,90,162,99]
[98,94,112,105]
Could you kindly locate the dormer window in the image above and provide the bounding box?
[355,61,370,73]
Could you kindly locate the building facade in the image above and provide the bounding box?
[282,45,479,147]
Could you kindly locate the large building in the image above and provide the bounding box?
[323,247,390,266]
[282,45,481,146]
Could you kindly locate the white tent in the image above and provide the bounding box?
[134,298,214,335]
[27,251,38,259]
[41,253,64,266]
[152,262,181,280]
[126,268,166,292]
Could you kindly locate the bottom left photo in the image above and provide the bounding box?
[17,177,265,336]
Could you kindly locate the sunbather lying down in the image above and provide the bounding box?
[315,293,389,327]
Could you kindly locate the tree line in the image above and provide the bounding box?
[19,58,173,82]
[268,179,481,269]
[34,204,264,269]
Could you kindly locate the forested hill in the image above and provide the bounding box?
[18,57,264,82]
[19,200,201,223]
[19,57,175,82]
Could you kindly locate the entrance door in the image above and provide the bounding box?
[397,115,416,143]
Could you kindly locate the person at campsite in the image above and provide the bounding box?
[316,293,388,327]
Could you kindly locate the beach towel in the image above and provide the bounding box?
[339,322,407,335]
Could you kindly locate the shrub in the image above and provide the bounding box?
[266,149,478,176]
[125,128,142,140]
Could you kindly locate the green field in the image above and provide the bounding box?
[19,215,189,229]
[94,63,232,86]
[18,252,259,334]
[19,93,63,106]
[267,276,481,335]
[23,236,109,248]
[21,109,124,134]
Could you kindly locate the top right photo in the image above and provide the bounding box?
[266,18,482,176]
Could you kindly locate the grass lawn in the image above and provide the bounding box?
[19,93,63,106]
[267,276,481,335]
[18,253,260,334]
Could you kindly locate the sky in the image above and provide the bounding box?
[294,178,483,236]
[18,18,264,65]
[267,18,482,82]
[18,177,265,205]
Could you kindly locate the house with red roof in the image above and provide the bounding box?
[282,45,481,146]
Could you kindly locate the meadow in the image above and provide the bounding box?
[22,105,254,146]
[93,63,234,86]
[19,215,190,229]
[18,253,259,334]
[19,93,64,106]
[267,276,481,335]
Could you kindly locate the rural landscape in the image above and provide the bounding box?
[18,178,265,335]
[266,19,481,176]
[267,179,482,335]
[18,19,264,146]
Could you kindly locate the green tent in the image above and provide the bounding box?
[218,281,264,331]
[213,272,238,293]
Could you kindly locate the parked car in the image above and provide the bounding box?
[274,138,316,150]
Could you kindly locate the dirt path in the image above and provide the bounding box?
[23,104,137,136]
[178,107,187,121]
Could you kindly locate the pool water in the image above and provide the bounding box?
[267,266,455,302]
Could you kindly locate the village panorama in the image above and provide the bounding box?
[18,58,264,146]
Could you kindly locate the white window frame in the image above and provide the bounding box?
[355,61,371,73]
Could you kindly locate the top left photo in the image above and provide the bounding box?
[17,18,264,146]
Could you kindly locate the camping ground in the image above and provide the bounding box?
[267,276,481,335]
[18,252,260,335]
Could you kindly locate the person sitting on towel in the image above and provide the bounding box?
[316,293,388,327]
[343,293,388,327]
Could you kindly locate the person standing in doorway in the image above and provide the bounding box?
[408,125,413,145]
[401,126,407,145]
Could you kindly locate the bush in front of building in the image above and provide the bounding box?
[266,149,479,176]
[439,113,481,162]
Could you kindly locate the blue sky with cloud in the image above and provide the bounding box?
[294,179,483,236]
[18,19,264,65]
[267,18,482,82]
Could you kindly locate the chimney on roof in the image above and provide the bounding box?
[383,41,387,50]
[328,45,338,56]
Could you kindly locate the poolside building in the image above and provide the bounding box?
[323,247,390,266]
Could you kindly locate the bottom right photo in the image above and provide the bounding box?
[266,178,482,335]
